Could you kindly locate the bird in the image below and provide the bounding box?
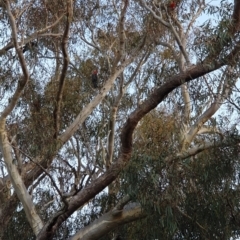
[21,41,37,53]
[13,41,37,59]
[169,2,176,10]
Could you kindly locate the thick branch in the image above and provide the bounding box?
[69,202,145,240]
[181,83,191,124]
[232,0,240,32]
[197,126,223,137]
[107,74,125,168]
[120,62,225,155]
[114,0,129,67]
[0,120,43,235]
[53,0,73,138]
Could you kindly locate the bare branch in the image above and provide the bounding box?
[139,0,170,28]
[114,0,129,67]
[0,14,65,55]
[69,202,144,240]
[125,50,150,87]
[165,137,239,167]
[181,83,191,126]
[168,20,191,65]
[106,73,125,168]
[0,0,29,119]
[182,66,236,150]
[0,120,43,235]
[53,0,73,138]
[197,126,223,137]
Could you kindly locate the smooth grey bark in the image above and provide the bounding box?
[70,203,145,240]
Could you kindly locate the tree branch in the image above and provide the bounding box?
[114,0,129,67]
[59,57,135,145]
[53,0,73,138]
[182,66,236,150]
[0,13,66,56]
[0,120,43,235]
[106,73,124,168]
[139,0,170,28]
[69,201,145,240]
[1,0,29,119]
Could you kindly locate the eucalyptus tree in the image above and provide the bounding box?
[0,0,240,239]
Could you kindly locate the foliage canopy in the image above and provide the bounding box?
[1,0,240,239]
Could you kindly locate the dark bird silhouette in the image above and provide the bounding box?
[14,41,38,58]
[21,41,37,53]
[92,69,98,88]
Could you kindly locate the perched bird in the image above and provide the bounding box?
[155,1,177,12]
[21,41,37,53]
[168,2,176,10]
[13,41,37,59]
[91,69,98,88]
